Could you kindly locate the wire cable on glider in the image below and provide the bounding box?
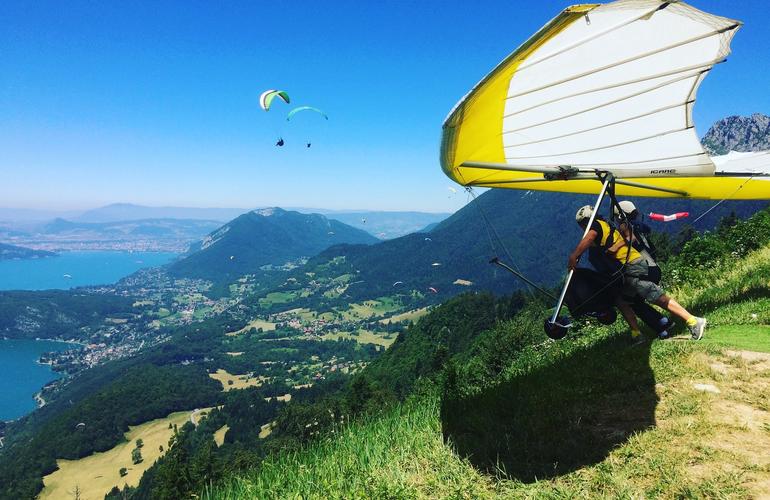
[691,175,756,226]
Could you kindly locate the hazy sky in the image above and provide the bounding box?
[2,1,769,212]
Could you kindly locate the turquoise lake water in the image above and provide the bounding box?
[0,251,176,290]
[0,339,73,420]
[0,251,177,419]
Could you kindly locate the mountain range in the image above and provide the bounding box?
[702,113,770,155]
[168,208,379,281]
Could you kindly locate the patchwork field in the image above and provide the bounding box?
[40,410,193,500]
[226,317,277,336]
[209,368,267,391]
[214,425,229,447]
[379,307,430,324]
[321,330,395,348]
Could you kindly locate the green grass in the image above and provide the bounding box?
[258,291,297,307]
[205,395,499,499]
[702,324,770,353]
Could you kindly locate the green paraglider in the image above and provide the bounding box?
[259,90,290,111]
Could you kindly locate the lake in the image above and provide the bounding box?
[0,339,73,420]
[0,251,177,290]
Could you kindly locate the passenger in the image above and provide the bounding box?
[600,200,673,338]
[569,205,706,340]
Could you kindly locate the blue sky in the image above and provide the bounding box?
[1,1,768,212]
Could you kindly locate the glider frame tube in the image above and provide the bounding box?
[490,257,557,300]
[548,174,612,326]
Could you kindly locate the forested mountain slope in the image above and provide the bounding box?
[295,188,767,303]
[168,208,378,281]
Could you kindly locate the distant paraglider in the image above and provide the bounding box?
[62,274,72,279]
[424,237,432,242]
[286,106,328,121]
[428,287,438,294]
[431,262,441,267]
[259,90,290,111]
[286,106,328,148]
[392,281,403,287]
[260,89,291,145]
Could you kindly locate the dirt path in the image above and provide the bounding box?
[690,349,770,498]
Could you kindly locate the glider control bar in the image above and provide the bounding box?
[548,174,612,327]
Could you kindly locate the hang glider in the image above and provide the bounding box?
[440,0,770,200]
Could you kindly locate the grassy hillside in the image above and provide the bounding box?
[206,208,770,499]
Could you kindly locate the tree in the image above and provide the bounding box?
[132,447,143,465]
[136,438,144,448]
[119,467,128,477]
[68,484,82,500]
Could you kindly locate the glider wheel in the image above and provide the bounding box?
[544,317,570,340]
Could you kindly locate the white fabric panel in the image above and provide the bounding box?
[503,78,697,153]
[501,0,739,178]
[504,70,704,122]
[506,128,704,167]
[713,151,770,175]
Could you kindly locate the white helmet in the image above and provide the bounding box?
[575,205,593,223]
[613,200,637,217]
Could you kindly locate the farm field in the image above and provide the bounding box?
[214,425,229,447]
[226,317,277,336]
[209,368,267,391]
[380,307,430,324]
[321,330,395,348]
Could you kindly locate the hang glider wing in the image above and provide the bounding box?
[440,0,770,200]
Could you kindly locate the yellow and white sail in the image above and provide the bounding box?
[440,0,770,199]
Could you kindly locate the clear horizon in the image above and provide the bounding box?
[0,201,454,215]
[2,0,769,212]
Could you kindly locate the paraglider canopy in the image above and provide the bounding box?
[260,90,290,111]
[286,106,328,121]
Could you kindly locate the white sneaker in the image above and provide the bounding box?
[688,317,707,340]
